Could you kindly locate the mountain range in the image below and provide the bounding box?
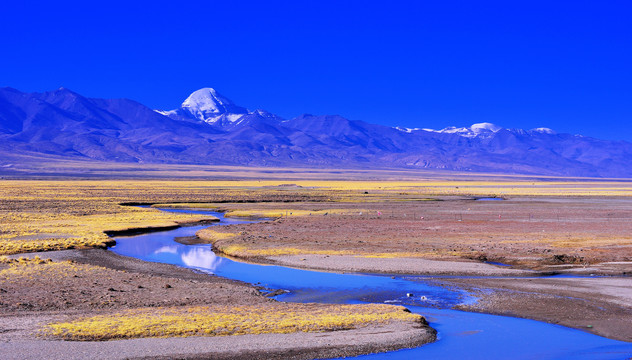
[1,86,631,178]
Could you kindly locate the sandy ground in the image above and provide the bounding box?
[185,197,632,341]
[1,317,432,360]
[265,254,532,276]
[0,249,435,359]
[3,187,632,357]
[230,253,632,342]
[210,197,632,268]
[1,249,267,312]
[238,252,631,342]
[194,197,632,343]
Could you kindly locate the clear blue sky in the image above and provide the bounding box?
[1,1,630,140]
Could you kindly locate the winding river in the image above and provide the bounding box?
[110,209,632,359]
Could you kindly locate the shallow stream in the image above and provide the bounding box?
[109,209,632,359]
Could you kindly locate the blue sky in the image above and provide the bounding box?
[1,1,630,140]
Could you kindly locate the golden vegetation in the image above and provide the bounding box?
[3,177,631,343]
[219,245,352,257]
[0,258,99,280]
[0,207,217,255]
[536,235,632,249]
[43,303,420,341]
[0,255,50,265]
[2,255,424,343]
[0,181,230,255]
[224,208,372,218]
[134,179,632,197]
[216,244,457,259]
[196,228,239,242]
[3,179,632,261]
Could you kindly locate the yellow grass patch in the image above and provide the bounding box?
[0,181,221,255]
[542,236,632,248]
[134,179,632,197]
[0,238,113,256]
[195,229,239,242]
[3,179,632,257]
[223,209,372,218]
[219,245,352,257]
[0,208,216,255]
[43,303,421,341]
[0,258,99,280]
[0,255,50,265]
[216,245,463,259]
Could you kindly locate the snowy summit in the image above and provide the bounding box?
[180,88,248,123]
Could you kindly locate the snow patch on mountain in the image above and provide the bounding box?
[395,127,421,133]
[154,109,174,116]
[420,122,502,138]
[531,127,556,134]
[471,122,502,133]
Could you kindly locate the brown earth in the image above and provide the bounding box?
[203,197,632,270]
[0,249,266,314]
[0,249,434,359]
[190,196,632,341]
[2,179,632,357]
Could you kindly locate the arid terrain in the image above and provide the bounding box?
[200,197,632,270]
[1,175,631,357]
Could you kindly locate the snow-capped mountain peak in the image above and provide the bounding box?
[159,88,284,128]
[182,88,228,114]
[179,88,248,123]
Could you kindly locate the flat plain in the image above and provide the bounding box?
[1,173,631,358]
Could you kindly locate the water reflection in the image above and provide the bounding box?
[155,245,178,254]
[180,247,224,270]
[112,209,253,272]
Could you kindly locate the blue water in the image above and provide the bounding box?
[485,261,512,267]
[110,209,632,359]
[353,307,632,360]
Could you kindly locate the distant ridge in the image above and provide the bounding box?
[1,86,631,178]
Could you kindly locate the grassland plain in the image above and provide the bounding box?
[0,179,439,359]
[191,196,632,269]
[5,178,631,258]
[2,178,632,355]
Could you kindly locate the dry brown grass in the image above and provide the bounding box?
[42,303,420,340]
[3,179,632,262]
[0,194,217,255]
[195,197,632,266]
